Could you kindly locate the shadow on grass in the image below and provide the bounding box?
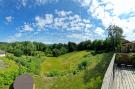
[9,83,14,89]
[83,52,113,89]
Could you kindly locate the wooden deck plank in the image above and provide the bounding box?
[113,67,135,89]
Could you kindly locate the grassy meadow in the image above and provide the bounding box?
[40,51,90,75]
[34,51,113,89]
[0,51,113,89]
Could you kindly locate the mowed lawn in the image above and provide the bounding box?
[34,51,113,89]
[40,51,90,74]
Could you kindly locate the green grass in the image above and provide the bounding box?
[34,51,113,89]
[0,51,113,89]
[41,51,90,75]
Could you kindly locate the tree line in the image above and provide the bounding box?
[0,25,124,57]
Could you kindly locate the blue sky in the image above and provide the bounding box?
[0,0,135,43]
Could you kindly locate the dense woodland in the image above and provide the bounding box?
[0,40,111,57]
[0,25,124,88]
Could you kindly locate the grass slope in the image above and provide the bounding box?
[41,51,90,75]
[34,51,113,89]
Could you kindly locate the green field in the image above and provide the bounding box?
[0,51,113,89]
[41,51,90,75]
[34,51,113,89]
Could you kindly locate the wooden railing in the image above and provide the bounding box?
[101,54,116,89]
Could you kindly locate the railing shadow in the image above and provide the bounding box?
[9,83,14,89]
[83,52,114,89]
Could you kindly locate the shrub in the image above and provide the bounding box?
[14,49,23,57]
[47,71,60,77]
[115,53,129,64]
[128,53,135,64]
[78,60,89,70]
[91,51,97,56]
[52,49,61,57]
[19,66,27,75]
[0,59,19,86]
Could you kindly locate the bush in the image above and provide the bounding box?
[115,53,135,66]
[47,71,60,77]
[19,66,27,75]
[129,53,135,64]
[0,59,19,86]
[91,51,97,56]
[78,60,89,70]
[52,49,61,57]
[14,49,23,57]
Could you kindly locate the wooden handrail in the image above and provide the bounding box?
[101,53,116,89]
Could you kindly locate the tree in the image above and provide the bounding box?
[60,47,68,54]
[23,41,36,56]
[68,42,77,52]
[14,49,24,57]
[106,25,124,51]
[78,40,91,50]
[103,38,111,51]
[91,40,104,51]
[52,48,61,57]
[45,46,52,56]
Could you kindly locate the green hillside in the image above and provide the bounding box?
[34,51,113,89]
[41,51,90,75]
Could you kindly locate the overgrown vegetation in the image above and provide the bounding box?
[0,57,19,87]
[34,52,113,89]
[115,53,135,66]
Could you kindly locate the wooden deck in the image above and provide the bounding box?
[101,54,135,89]
[113,67,135,89]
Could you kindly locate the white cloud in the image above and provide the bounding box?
[34,10,92,32]
[75,0,135,41]
[35,0,59,5]
[45,14,54,24]
[35,0,47,5]
[21,23,34,32]
[55,10,72,17]
[35,14,53,30]
[21,0,27,7]
[35,16,46,30]
[16,10,94,41]
[5,16,14,23]
[95,27,105,36]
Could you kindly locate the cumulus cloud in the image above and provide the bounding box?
[95,27,105,36]
[34,10,92,32]
[5,16,14,23]
[75,0,135,41]
[21,0,27,7]
[21,23,34,32]
[13,10,95,42]
[55,10,72,17]
[35,14,53,30]
[35,0,59,5]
